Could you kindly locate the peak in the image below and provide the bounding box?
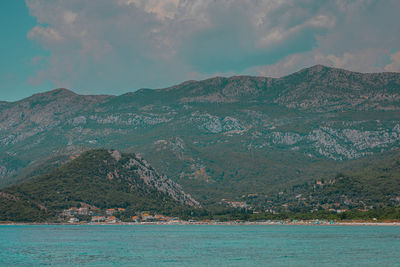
[13,88,78,103]
[49,88,77,95]
[310,64,328,70]
[301,64,332,73]
[30,88,77,99]
[285,64,350,78]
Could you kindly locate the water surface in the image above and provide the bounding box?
[0,225,399,266]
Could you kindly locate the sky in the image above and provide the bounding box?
[1,0,400,101]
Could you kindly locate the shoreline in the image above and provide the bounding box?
[1,221,399,226]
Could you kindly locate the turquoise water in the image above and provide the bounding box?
[0,225,399,266]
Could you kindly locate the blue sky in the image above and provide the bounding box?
[0,1,51,101]
[1,0,400,101]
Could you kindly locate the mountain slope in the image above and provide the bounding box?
[0,149,199,222]
[252,151,400,213]
[0,65,399,204]
[274,65,400,111]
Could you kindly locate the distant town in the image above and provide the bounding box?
[61,206,181,224]
[36,205,400,226]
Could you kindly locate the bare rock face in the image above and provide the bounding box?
[109,150,121,161]
[119,150,200,207]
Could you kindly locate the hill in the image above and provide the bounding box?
[0,149,199,222]
[0,65,399,204]
[243,151,400,214]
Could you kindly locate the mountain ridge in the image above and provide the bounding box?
[3,64,399,103]
[1,65,399,205]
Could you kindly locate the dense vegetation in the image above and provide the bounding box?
[236,151,400,219]
[1,148,399,222]
[0,150,195,222]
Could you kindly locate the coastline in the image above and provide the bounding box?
[1,221,399,226]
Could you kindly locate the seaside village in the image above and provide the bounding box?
[223,179,382,214]
[59,180,391,224]
[60,206,180,224]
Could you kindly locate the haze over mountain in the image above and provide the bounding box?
[1,65,399,204]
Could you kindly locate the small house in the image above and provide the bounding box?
[106,208,116,215]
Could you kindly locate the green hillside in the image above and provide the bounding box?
[0,149,199,222]
[242,151,400,215]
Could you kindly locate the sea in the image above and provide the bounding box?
[0,225,399,266]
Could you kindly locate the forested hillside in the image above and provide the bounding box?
[0,149,199,222]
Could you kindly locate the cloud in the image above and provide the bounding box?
[256,14,335,47]
[254,48,390,78]
[25,0,400,95]
[63,10,77,24]
[28,26,63,42]
[121,0,180,20]
[384,51,400,72]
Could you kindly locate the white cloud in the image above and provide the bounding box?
[28,26,62,42]
[254,49,390,78]
[307,14,335,28]
[257,14,335,47]
[63,11,77,24]
[125,0,180,20]
[24,0,400,94]
[384,51,400,72]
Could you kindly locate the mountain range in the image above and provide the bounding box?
[1,65,399,206]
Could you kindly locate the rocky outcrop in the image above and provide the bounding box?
[120,150,200,207]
